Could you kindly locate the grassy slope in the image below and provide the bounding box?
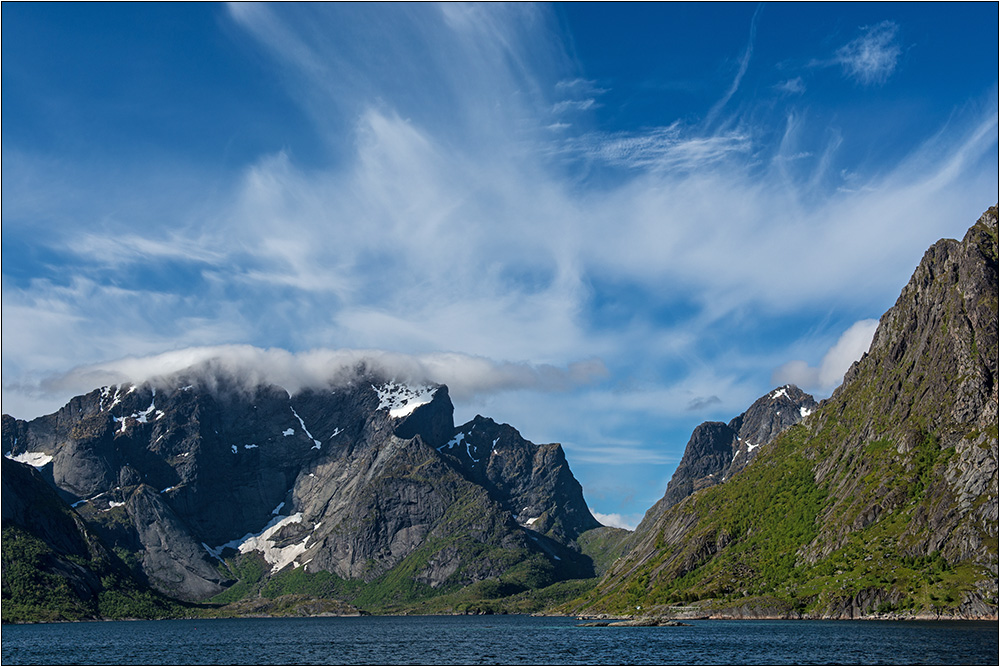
[191,525,632,617]
[567,421,992,618]
[564,210,998,619]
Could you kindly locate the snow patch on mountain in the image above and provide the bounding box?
[5,451,53,468]
[441,432,465,452]
[374,381,436,418]
[290,407,321,449]
[208,512,310,574]
[111,391,165,433]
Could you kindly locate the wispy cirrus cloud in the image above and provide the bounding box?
[775,77,806,95]
[552,98,597,114]
[553,123,752,171]
[835,21,902,86]
[705,3,763,126]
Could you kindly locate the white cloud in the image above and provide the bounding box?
[555,78,602,92]
[557,123,753,171]
[775,77,806,94]
[835,21,901,86]
[552,98,596,113]
[590,509,639,531]
[24,345,608,411]
[705,4,761,126]
[772,319,880,394]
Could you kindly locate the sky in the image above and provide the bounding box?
[2,2,997,529]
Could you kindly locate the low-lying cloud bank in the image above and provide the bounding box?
[35,345,610,406]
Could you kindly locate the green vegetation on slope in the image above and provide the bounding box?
[565,209,998,620]
[569,420,992,617]
[199,547,597,616]
[1,525,184,623]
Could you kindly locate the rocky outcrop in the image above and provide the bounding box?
[439,416,601,544]
[729,385,818,466]
[2,456,107,605]
[3,366,600,604]
[1,456,178,622]
[126,484,233,600]
[800,207,999,585]
[578,617,692,627]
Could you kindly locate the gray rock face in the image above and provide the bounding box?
[127,484,233,600]
[656,385,817,510]
[729,385,817,465]
[439,415,601,544]
[2,456,100,572]
[814,206,999,576]
[2,367,600,601]
[658,422,737,509]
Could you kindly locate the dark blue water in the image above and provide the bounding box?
[2,615,997,665]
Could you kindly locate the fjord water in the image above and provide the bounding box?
[3,615,997,665]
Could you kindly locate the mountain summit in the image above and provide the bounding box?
[654,384,817,512]
[3,365,602,616]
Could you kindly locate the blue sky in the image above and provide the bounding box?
[2,2,997,528]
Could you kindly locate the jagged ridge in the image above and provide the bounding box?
[2,364,601,614]
[566,206,999,620]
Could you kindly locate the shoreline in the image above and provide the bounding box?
[5,610,998,626]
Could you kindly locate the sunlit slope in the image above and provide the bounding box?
[568,206,998,619]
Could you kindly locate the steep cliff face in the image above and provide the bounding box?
[3,368,600,607]
[571,206,998,620]
[440,416,602,544]
[798,207,999,592]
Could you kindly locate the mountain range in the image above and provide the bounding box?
[3,367,612,620]
[3,205,997,622]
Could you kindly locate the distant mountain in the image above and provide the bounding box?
[653,384,817,512]
[2,366,603,616]
[568,206,998,620]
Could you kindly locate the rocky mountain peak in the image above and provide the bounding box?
[839,205,998,436]
[728,384,818,469]
[651,384,817,514]
[439,415,601,543]
[3,363,601,605]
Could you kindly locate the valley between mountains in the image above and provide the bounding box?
[3,206,997,623]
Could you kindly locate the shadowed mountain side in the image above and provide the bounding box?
[3,367,602,612]
[1,456,182,622]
